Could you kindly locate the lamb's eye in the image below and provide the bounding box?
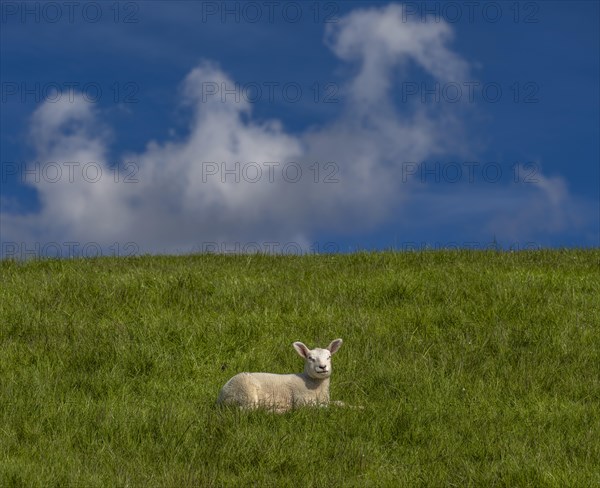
[309,357,315,361]
[328,356,331,360]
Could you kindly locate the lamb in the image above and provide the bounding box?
[217,338,345,413]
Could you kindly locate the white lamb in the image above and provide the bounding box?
[217,339,345,413]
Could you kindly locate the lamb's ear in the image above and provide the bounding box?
[293,342,310,358]
[327,338,343,355]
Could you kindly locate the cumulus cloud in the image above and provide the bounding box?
[325,4,468,108]
[1,4,593,255]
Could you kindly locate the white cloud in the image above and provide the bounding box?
[2,4,594,255]
[325,4,468,108]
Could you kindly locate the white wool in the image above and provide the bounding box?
[217,339,344,413]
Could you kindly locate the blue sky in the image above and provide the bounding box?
[1,1,598,257]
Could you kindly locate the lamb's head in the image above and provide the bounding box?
[293,339,343,379]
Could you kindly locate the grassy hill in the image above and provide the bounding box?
[1,250,599,486]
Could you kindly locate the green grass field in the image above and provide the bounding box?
[1,250,599,487]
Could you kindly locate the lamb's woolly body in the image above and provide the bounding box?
[217,339,343,412]
[217,372,330,411]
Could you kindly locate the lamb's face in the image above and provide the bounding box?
[304,348,334,379]
[293,339,343,380]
